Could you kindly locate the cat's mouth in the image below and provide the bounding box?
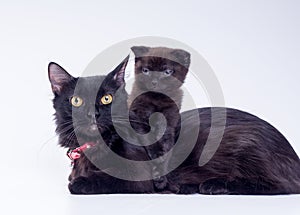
[146,85,160,92]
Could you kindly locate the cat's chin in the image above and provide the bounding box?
[76,132,102,143]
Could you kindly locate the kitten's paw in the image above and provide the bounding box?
[68,177,93,194]
[199,178,229,195]
[153,176,168,190]
[152,165,168,190]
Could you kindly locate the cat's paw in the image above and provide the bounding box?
[179,184,199,194]
[167,183,180,193]
[199,178,229,195]
[68,176,93,194]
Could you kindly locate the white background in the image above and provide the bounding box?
[0,0,299,214]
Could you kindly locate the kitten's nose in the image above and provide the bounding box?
[151,80,158,87]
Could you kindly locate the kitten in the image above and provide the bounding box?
[128,46,190,190]
[171,107,300,194]
[48,57,155,194]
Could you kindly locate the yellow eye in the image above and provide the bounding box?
[70,96,83,107]
[101,94,113,105]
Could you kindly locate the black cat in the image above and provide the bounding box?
[48,56,155,194]
[128,46,190,190]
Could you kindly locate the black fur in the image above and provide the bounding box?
[171,108,300,194]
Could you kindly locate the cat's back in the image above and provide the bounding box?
[179,107,300,162]
[175,107,300,194]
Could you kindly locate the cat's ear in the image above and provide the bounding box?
[131,46,150,57]
[113,55,129,87]
[171,49,191,69]
[48,62,74,95]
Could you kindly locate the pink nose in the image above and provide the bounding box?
[90,124,98,131]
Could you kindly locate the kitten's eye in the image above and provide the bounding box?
[101,94,113,105]
[142,67,150,75]
[164,69,174,76]
[70,96,83,107]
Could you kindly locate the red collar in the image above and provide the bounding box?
[67,142,96,160]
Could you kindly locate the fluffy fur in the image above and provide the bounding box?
[170,108,300,194]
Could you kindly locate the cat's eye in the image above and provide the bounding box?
[101,94,113,105]
[164,69,174,76]
[142,67,150,75]
[70,96,83,107]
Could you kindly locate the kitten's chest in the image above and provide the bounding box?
[132,91,182,110]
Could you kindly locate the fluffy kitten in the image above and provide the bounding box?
[128,46,190,190]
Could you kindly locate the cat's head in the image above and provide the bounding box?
[131,46,190,92]
[48,57,129,148]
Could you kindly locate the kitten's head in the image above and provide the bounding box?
[48,57,129,148]
[131,46,190,92]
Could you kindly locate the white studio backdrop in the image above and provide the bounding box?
[0,0,299,214]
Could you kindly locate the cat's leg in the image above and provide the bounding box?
[68,174,112,194]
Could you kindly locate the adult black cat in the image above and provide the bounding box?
[48,56,155,194]
[128,46,190,190]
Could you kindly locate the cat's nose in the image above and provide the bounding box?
[87,112,99,125]
[89,123,98,131]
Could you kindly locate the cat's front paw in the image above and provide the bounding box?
[179,184,199,194]
[68,176,93,195]
[199,178,229,195]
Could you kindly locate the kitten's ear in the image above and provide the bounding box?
[48,62,74,95]
[113,55,129,86]
[171,49,191,69]
[131,46,150,57]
